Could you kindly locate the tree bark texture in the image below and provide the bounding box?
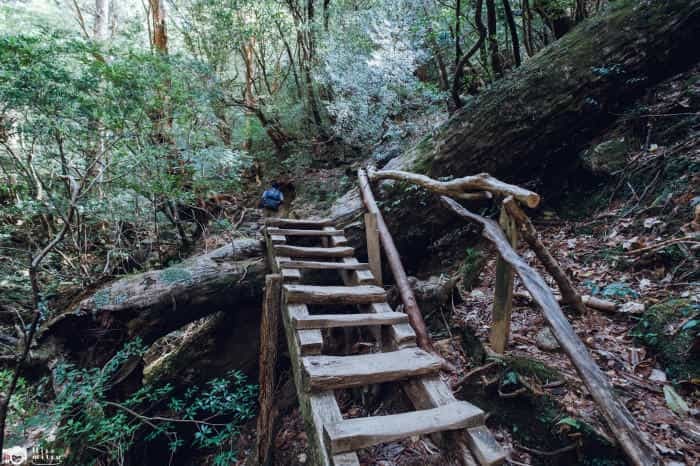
[387,0,700,185]
[40,239,266,366]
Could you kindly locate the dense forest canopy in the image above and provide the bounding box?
[1,0,698,464]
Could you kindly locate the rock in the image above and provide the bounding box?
[579,138,630,175]
[535,327,561,352]
[405,275,457,315]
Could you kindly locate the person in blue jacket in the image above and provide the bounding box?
[260,181,284,214]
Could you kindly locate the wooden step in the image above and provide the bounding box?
[280,260,370,271]
[293,312,408,330]
[266,218,334,228]
[274,245,354,258]
[284,284,387,305]
[365,303,416,348]
[302,348,441,391]
[323,401,484,454]
[275,256,301,282]
[288,304,323,355]
[267,228,345,236]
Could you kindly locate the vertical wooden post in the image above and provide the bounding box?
[364,212,382,286]
[489,205,518,353]
[255,274,282,466]
[357,169,434,352]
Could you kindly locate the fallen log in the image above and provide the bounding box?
[388,0,700,184]
[40,239,266,366]
[441,196,660,466]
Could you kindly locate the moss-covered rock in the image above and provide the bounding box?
[631,299,700,380]
[580,137,630,175]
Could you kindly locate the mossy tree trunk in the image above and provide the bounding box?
[40,239,266,367]
[389,0,700,186]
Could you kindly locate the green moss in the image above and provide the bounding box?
[506,356,561,384]
[631,299,700,381]
[459,247,487,290]
[159,267,193,285]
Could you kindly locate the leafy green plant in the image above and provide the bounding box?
[44,340,257,466]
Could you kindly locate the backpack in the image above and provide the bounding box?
[262,188,283,210]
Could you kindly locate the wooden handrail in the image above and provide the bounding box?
[357,169,434,352]
[441,196,660,466]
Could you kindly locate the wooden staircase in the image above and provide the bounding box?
[264,217,506,466]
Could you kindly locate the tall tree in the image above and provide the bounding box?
[485,0,502,77]
[502,0,521,67]
[94,0,110,40]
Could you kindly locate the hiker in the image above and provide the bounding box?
[260,182,284,215]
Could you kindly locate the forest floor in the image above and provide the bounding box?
[451,203,699,466]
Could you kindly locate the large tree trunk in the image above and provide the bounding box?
[387,0,700,186]
[39,239,266,367]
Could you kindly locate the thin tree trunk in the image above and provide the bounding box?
[243,39,257,150]
[94,0,110,40]
[485,0,502,77]
[452,0,486,109]
[502,0,521,67]
[323,0,331,31]
[150,0,167,53]
[521,0,534,56]
[455,0,463,65]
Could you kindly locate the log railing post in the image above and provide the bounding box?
[255,273,283,466]
[357,169,434,352]
[364,212,382,286]
[489,204,518,354]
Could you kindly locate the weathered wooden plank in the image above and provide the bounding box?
[323,402,484,454]
[270,234,286,244]
[441,196,659,466]
[364,212,383,286]
[466,426,507,466]
[401,376,501,466]
[280,260,370,271]
[310,392,361,466]
[255,274,282,466]
[490,205,517,354]
[366,303,416,348]
[323,225,349,246]
[267,227,345,236]
[274,245,355,258]
[302,348,441,392]
[277,256,301,283]
[266,217,334,227]
[287,304,323,356]
[284,284,387,305]
[278,281,359,466]
[293,312,409,330]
